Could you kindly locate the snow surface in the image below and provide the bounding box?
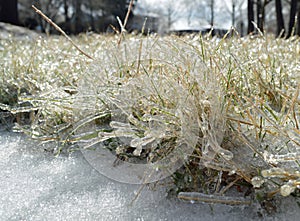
[1,131,299,221]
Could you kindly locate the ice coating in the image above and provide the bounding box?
[1,131,300,220]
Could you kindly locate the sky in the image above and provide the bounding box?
[138,0,247,10]
[135,0,248,29]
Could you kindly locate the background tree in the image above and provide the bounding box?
[20,0,136,33]
[63,0,70,24]
[256,0,263,31]
[0,0,19,25]
[73,0,83,33]
[30,0,65,33]
[224,0,246,35]
[90,0,136,32]
[275,0,285,37]
[161,0,181,31]
[287,0,298,37]
[298,6,300,35]
[87,0,95,31]
[147,0,182,32]
[231,0,237,27]
[256,0,273,32]
[247,0,254,33]
[210,0,215,26]
[184,0,207,26]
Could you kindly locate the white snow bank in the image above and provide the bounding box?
[0,131,299,220]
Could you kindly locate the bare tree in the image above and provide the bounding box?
[298,7,300,35]
[87,0,95,31]
[0,0,19,25]
[287,0,298,37]
[151,0,181,31]
[175,0,207,27]
[256,0,264,31]
[224,0,245,28]
[275,0,285,37]
[256,0,273,33]
[247,0,254,33]
[73,0,83,33]
[101,0,136,20]
[210,0,215,26]
[247,0,273,34]
[163,0,180,30]
[232,0,236,26]
[63,0,70,23]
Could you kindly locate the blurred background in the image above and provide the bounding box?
[0,0,299,37]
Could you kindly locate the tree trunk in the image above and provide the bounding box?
[287,0,298,38]
[74,0,82,33]
[0,0,19,25]
[256,0,264,32]
[63,0,69,23]
[88,0,95,31]
[210,0,214,27]
[298,9,300,35]
[167,7,171,30]
[275,0,285,37]
[232,1,236,27]
[240,21,244,36]
[247,0,254,33]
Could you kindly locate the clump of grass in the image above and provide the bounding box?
[1,29,299,205]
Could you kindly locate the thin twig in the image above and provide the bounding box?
[178,192,252,206]
[117,0,134,46]
[32,5,94,60]
[218,177,241,195]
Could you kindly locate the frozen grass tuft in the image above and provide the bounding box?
[0,31,300,204]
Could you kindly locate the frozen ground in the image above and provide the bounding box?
[1,130,299,221]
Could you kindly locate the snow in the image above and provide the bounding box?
[169,18,211,31]
[0,131,299,220]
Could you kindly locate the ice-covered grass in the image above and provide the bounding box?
[0,29,300,208]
